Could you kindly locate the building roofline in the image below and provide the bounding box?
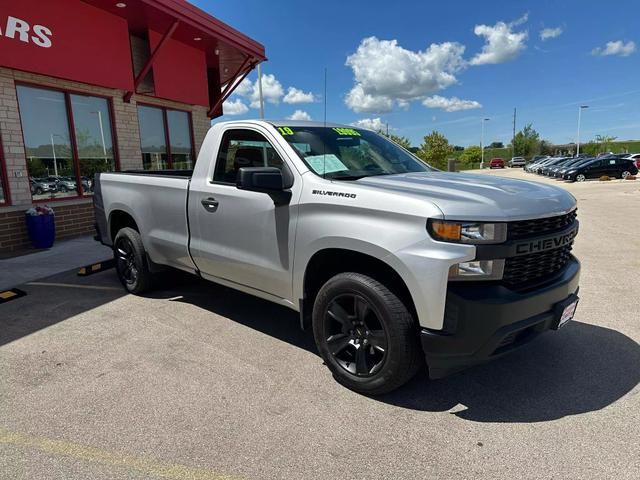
[142,0,265,61]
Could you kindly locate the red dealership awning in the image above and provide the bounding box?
[82,0,266,117]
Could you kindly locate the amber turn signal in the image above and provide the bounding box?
[430,221,462,242]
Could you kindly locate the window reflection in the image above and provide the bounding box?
[71,94,116,195]
[0,159,6,204]
[137,105,194,170]
[16,86,75,200]
[137,105,168,170]
[167,110,193,169]
[16,85,117,200]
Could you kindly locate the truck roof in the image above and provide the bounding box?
[213,119,356,129]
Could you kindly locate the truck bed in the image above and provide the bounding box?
[94,170,196,273]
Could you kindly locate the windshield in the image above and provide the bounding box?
[274,126,434,180]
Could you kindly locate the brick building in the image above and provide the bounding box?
[0,0,265,254]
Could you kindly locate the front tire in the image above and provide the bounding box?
[312,272,422,395]
[114,227,154,294]
[576,174,586,182]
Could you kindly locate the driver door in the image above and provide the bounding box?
[188,127,297,301]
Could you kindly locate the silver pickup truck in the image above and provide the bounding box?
[94,120,580,395]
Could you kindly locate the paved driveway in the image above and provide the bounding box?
[1,171,639,479]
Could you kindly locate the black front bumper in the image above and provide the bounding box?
[421,257,580,379]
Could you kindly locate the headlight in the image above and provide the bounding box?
[567,169,576,174]
[427,220,507,244]
[449,259,505,281]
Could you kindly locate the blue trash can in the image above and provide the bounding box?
[25,213,56,249]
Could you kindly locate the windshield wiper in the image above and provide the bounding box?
[328,172,391,181]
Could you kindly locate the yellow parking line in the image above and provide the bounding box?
[25,282,122,292]
[0,428,236,480]
[0,291,17,300]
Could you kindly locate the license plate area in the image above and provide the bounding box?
[552,294,579,330]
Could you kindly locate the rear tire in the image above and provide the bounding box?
[114,227,154,294]
[312,272,422,395]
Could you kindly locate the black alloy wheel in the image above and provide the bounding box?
[115,236,139,287]
[312,272,422,395]
[324,293,388,377]
[113,227,153,294]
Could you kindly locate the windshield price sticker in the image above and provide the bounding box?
[332,127,361,136]
[277,127,295,136]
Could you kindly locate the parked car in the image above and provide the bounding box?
[564,156,638,182]
[524,156,549,173]
[554,157,595,178]
[531,155,549,163]
[528,157,556,174]
[509,157,526,168]
[30,177,57,196]
[45,176,77,193]
[93,120,581,395]
[547,158,587,178]
[538,157,570,176]
[489,158,505,169]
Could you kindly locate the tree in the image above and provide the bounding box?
[594,134,618,154]
[539,139,554,156]
[417,131,453,170]
[512,124,540,158]
[458,145,482,168]
[382,133,412,150]
[489,141,504,149]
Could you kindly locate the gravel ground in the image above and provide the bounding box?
[1,169,638,479]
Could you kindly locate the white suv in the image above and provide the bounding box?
[510,157,526,168]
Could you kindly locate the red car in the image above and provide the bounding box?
[489,158,505,169]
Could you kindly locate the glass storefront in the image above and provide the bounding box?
[138,105,168,170]
[16,85,117,201]
[137,105,194,170]
[71,94,116,195]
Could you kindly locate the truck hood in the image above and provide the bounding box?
[356,171,577,221]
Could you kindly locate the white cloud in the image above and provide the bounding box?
[287,110,312,121]
[540,27,563,41]
[344,37,466,113]
[351,117,386,131]
[470,14,529,65]
[222,98,249,115]
[234,78,253,97]
[283,87,315,104]
[592,40,636,57]
[250,73,285,108]
[422,95,482,112]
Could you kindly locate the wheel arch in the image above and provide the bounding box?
[299,247,418,330]
[109,208,140,242]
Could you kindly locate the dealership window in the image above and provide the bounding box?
[137,105,194,170]
[16,85,117,201]
[0,134,8,206]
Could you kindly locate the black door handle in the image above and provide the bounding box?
[201,197,219,213]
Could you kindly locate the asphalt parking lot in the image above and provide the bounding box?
[1,170,639,479]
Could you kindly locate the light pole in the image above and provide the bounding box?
[91,110,108,162]
[49,133,66,177]
[576,105,589,157]
[257,63,264,119]
[480,118,490,169]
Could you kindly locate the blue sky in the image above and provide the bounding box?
[194,0,640,147]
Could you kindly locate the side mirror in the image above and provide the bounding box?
[237,167,289,191]
[237,167,293,205]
